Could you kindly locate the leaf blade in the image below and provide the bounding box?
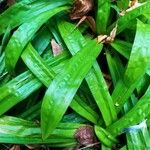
[41,40,102,139]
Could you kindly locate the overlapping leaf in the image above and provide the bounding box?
[112,21,150,112]
[41,40,102,139]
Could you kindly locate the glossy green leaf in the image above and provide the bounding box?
[136,74,150,96]
[101,144,111,150]
[112,21,150,113]
[0,0,72,35]
[106,50,124,86]
[123,94,150,149]
[20,101,41,120]
[109,1,150,34]
[0,51,69,115]
[1,0,150,148]
[0,25,11,55]
[41,40,102,139]
[70,95,99,124]
[32,26,52,55]
[0,116,81,145]
[107,86,150,136]
[0,53,6,77]
[5,6,68,74]
[96,0,111,34]
[22,43,55,87]
[110,39,132,59]
[58,21,117,126]
[22,43,98,123]
[95,125,117,147]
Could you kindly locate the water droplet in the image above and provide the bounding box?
[129,117,134,123]
[115,103,119,107]
[14,92,19,97]
[8,89,12,94]
[138,109,143,115]
[116,128,120,133]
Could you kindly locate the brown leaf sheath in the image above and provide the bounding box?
[70,0,94,20]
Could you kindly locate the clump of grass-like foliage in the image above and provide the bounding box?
[0,0,150,149]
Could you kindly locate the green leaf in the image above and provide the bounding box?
[120,146,128,150]
[0,0,72,35]
[41,40,102,139]
[0,53,7,76]
[117,0,129,10]
[0,116,81,145]
[32,26,52,55]
[96,0,111,34]
[58,21,117,126]
[0,25,11,55]
[95,125,117,147]
[107,86,150,136]
[22,42,98,123]
[106,50,124,86]
[110,39,132,59]
[101,144,111,150]
[108,1,150,34]
[5,6,68,74]
[70,95,99,124]
[86,62,117,126]
[0,51,69,115]
[126,118,150,149]
[20,101,41,120]
[123,94,150,150]
[112,21,150,113]
[124,21,150,84]
[22,43,55,87]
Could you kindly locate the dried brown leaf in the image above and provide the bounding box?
[51,39,63,56]
[9,145,20,150]
[75,126,97,146]
[97,24,117,43]
[7,0,15,6]
[70,0,94,20]
[86,16,96,33]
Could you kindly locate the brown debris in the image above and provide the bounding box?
[74,16,87,29]
[73,16,96,33]
[7,0,15,6]
[51,39,63,57]
[97,24,117,44]
[9,145,20,150]
[120,0,145,16]
[70,0,95,33]
[103,73,112,89]
[25,144,42,149]
[75,126,97,146]
[85,16,96,33]
[129,0,138,7]
[70,0,94,20]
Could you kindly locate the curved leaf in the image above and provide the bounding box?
[0,0,72,35]
[58,21,117,126]
[96,0,111,34]
[41,40,102,139]
[22,43,55,87]
[0,51,69,115]
[112,21,150,113]
[5,6,68,74]
[107,86,150,136]
[0,116,80,145]
[108,1,150,34]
